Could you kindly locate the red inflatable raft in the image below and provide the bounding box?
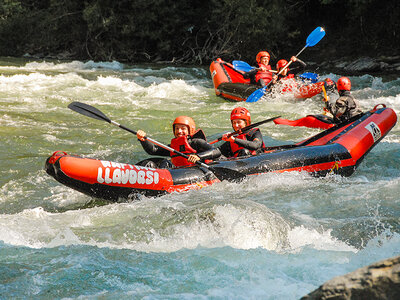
[45,105,397,201]
[210,58,327,102]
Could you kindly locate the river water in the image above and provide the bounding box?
[0,57,399,299]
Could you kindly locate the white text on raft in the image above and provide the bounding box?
[97,160,160,185]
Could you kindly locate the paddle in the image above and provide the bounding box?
[209,116,281,144]
[298,72,319,83]
[246,27,326,103]
[232,60,277,73]
[273,115,335,129]
[321,85,330,116]
[67,101,246,182]
[232,60,255,72]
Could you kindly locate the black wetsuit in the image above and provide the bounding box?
[139,137,213,158]
[217,128,264,158]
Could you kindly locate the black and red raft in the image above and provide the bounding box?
[45,105,397,201]
[210,58,328,102]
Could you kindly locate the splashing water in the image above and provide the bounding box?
[0,57,399,299]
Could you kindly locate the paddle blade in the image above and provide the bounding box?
[232,60,254,72]
[273,115,334,129]
[306,27,325,47]
[246,87,267,102]
[210,166,246,183]
[298,72,319,83]
[68,101,111,123]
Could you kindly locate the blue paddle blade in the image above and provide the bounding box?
[232,60,255,72]
[298,72,319,83]
[306,27,325,47]
[246,86,267,102]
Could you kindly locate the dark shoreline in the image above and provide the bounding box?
[2,54,400,79]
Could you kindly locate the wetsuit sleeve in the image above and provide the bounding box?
[233,130,263,150]
[197,148,222,160]
[139,139,170,156]
[190,138,213,152]
[189,138,222,160]
[243,68,258,79]
[289,59,306,75]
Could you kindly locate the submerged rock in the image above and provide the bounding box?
[301,255,400,300]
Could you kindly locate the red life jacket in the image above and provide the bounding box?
[279,74,297,93]
[230,128,265,157]
[169,136,197,167]
[255,63,273,85]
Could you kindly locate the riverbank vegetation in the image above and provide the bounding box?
[0,0,398,64]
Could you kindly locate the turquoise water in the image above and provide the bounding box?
[0,57,399,299]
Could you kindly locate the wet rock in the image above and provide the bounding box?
[343,57,381,72]
[312,55,400,74]
[301,255,400,300]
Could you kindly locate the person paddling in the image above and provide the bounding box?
[243,51,274,87]
[216,107,265,158]
[275,56,306,80]
[136,116,217,167]
[325,77,362,123]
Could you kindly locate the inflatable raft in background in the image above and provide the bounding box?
[210,58,327,102]
[45,105,397,201]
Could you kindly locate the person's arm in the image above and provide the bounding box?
[232,130,263,150]
[190,138,213,152]
[196,148,222,160]
[136,130,170,156]
[139,140,170,156]
[289,58,306,75]
[233,137,262,150]
[187,138,218,163]
[243,68,258,79]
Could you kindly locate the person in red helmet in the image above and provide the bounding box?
[243,51,274,87]
[325,76,362,123]
[136,116,218,167]
[274,56,306,81]
[270,56,307,93]
[216,107,265,158]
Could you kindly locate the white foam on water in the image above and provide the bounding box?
[21,60,125,71]
[0,197,291,253]
[288,225,356,252]
[145,79,207,99]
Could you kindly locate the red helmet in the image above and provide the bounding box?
[231,107,251,125]
[173,116,196,135]
[256,51,270,64]
[276,59,288,70]
[337,77,351,91]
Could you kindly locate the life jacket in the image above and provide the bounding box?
[230,128,265,157]
[278,74,296,93]
[169,136,197,167]
[255,63,273,85]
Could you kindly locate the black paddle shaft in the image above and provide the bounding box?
[210,116,280,144]
[68,101,246,182]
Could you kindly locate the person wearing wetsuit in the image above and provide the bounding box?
[275,56,306,80]
[217,107,265,158]
[326,77,362,123]
[243,51,274,87]
[271,56,307,93]
[136,116,218,168]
